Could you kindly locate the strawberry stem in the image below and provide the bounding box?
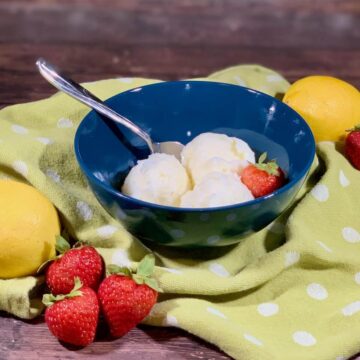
[137,254,155,277]
[106,254,162,292]
[258,152,267,164]
[254,153,281,176]
[107,264,131,277]
[346,124,360,132]
[55,235,71,254]
[37,235,71,273]
[134,254,162,292]
[36,257,56,274]
[42,277,83,307]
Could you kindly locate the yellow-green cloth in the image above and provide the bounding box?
[0,64,359,360]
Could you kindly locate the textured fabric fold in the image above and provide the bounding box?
[1,65,358,360]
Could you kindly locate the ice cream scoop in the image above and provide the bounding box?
[180,172,254,208]
[181,132,255,184]
[122,153,191,206]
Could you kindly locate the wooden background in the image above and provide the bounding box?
[0,0,359,108]
[0,0,359,359]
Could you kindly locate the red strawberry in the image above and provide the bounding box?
[46,236,104,295]
[43,278,99,347]
[241,153,286,198]
[98,254,160,338]
[345,124,360,170]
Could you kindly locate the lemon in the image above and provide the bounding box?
[0,180,60,279]
[283,76,360,142]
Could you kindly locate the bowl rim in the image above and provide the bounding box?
[74,80,316,213]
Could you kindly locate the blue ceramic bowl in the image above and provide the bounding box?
[74,81,315,247]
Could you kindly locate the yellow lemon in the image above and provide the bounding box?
[0,180,60,279]
[283,76,360,142]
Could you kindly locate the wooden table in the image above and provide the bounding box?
[0,1,359,359]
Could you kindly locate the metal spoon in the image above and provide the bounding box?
[36,58,184,159]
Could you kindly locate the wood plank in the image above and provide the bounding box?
[0,314,230,360]
[0,0,358,107]
[0,43,359,107]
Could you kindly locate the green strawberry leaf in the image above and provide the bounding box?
[266,161,280,176]
[258,152,267,164]
[68,290,82,298]
[133,274,145,285]
[42,291,79,307]
[347,124,360,132]
[55,235,71,254]
[107,264,131,277]
[42,278,83,307]
[42,293,57,307]
[255,153,280,176]
[137,254,155,277]
[144,277,163,293]
[72,277,82,292]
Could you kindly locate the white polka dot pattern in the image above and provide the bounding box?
[57,118,73,128]
[244,333,263,347]
[76,201,93,221]
[339,170,350,187]
[162,268,183,275]
[354,272,360,285]
[292,331,317,346]
[96,225,118,239]
[111,249,131,267]
[36,137,53,145]
[285,251,300,267]
[306,283,328,300]
[342,301,360,316]
[46,169,61,183]
[207,307,227,319]
[342,227,360,243]
[11,124,28,134]
[311,184,329,202]
[12,160,28,177]
[163,314,178,327]
[207,235,220,245]
[316,241,333,253]
[257,303,279,317]
[209,263,230,277]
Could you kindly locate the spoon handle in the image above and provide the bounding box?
[36,58,155,153]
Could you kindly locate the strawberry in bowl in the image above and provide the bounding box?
[241,153,286,198]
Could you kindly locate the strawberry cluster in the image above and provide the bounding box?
[41,237,160,347]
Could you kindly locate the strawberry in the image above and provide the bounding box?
[98,254,160,338]
[45,236,104,295]
[345,124,360,170]
[43,278,99,347]
[241,153,285,198]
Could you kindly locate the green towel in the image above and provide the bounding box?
[0,64,359,360]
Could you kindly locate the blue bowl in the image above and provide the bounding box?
[74,81,315,247]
